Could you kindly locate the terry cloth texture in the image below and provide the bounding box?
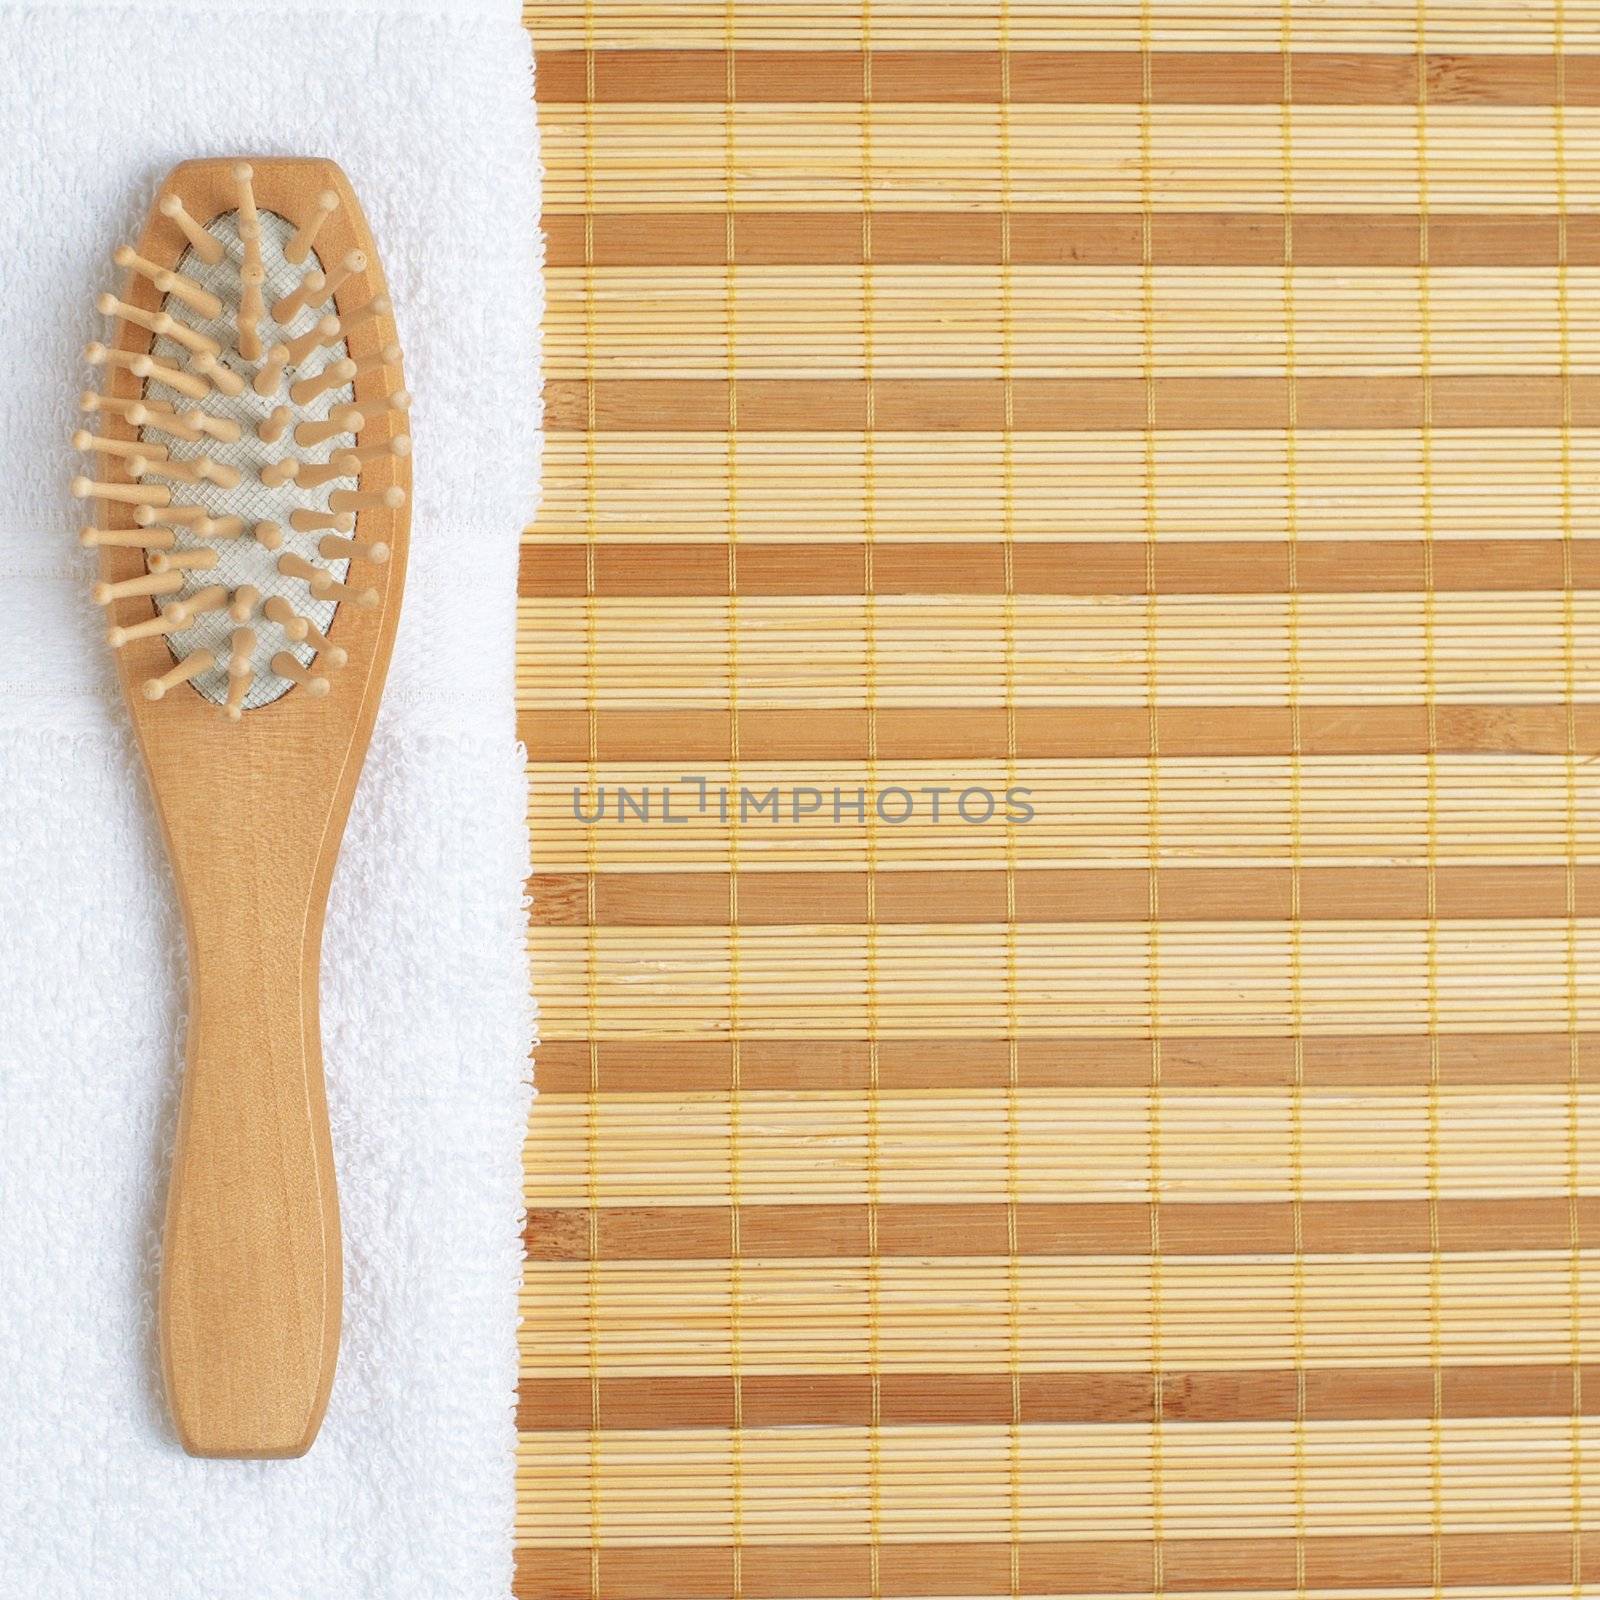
[0,2,542,1596]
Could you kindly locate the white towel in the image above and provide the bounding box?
[0,2,542,1595]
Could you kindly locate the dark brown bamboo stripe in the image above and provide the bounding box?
[535,49,1600,106]
[545,210,1600,268]
[525,1198,1600,1261]
[516,1532,1600,1600]
[534,865,1600,928]
[522,705,1600,762]
[533,1035,1600,1093]
[546,377,1600,433]
[519,1364,1600,1430]
[521,539,1600,598]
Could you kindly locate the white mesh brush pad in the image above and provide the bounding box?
[145,206,353,710]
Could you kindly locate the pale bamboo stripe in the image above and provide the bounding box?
[529,921,1600,1039]
[516,1418,1600,1545]
[541,107,1600,214]
[520,1256,1600,1376]
[528,756,1600,871]
[523,1087,1600,1207]
[545,265,1600,380]
[534,431,1600,542]
[519,594,1600,709]
[526,4,1596,53]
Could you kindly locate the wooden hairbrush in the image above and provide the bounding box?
[72,158,410,1458]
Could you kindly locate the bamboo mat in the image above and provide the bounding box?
[516,4,1600,1594]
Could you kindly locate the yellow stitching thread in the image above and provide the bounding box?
[1415,11,1444,1597]
[998,9,1024,1597]
[1554,9,1585,1593]
[1138,10,1165,1590]
[861,10,884,1591]
[580,17,602,1597]
[722,13,744,1590]
[1279,17,1309,1597]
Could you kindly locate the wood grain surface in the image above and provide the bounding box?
[519,3,1600,1593]
[96,158,409,1459]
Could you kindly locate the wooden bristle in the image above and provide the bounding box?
[106,609,184,648]
[205,517,248,540]
[139,354,211,402]
[349,342,401,380]
[127,452,194,483]
[166,585,227,625]
[225,629,255,719]
[71,475,170,508]
[192,351,247,398]
[295,405,363,447]
[79,390,136,420]
[139,502,210,527]
[182,408,243,444]
[83,391,199,442]
[272,269,325,325]
[72,428,168,463]
[158,194,225,266]
[97,293,221,357]
[91,569,185,605]
[338,293,391,339]
[349,433,411,463]
[112,248,224,320]
[80,525,177,551]
[142,649,215,702]
[254,521,285,551]
[131,453,241,492]
[154,269,224,321]
[284,314,341,367]
[238,262,266,363]
[259,405,293,445]
[318,531,389,564]
[127,403,205,443]
[148,546,220,575]
[284,189,339,266]
[112,244,168,285]
[229,586,261,623]
[294,453,359,489]
[155,315,222,359]
[259,457,300,489]
[277,552,330,584]
[358,387,411,425]
[289,508,356,534]
[300,616,347,670]
[270,652,330,696]
[87,342,209,402]
[328,484,404,513]
[319,249,367,304]
[263,595,310,641]
[254,345,290,397]
[233,164,258,229]
[289,358,357,407]
[308,572,378,609]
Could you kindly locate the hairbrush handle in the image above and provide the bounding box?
[159,883,341,1460]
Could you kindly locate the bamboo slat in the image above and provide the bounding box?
[519,4,1600,1597]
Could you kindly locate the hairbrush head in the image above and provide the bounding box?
[78,159,408,719]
